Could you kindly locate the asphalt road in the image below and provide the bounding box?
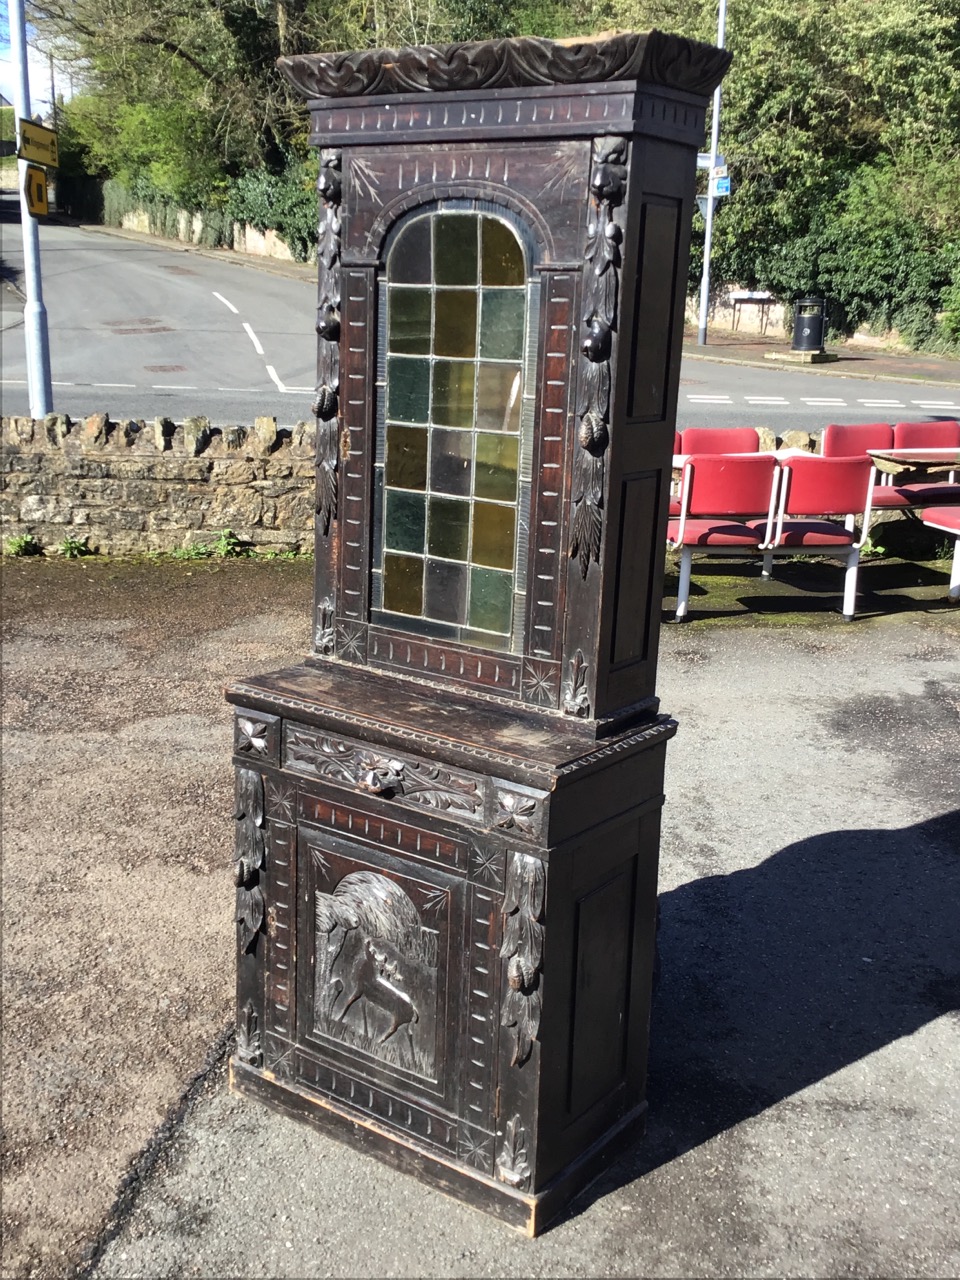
[2,191,959,429]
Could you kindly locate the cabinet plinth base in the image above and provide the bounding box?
[230,1059,646,1236]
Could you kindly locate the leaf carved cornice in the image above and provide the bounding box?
[278,31,731,102]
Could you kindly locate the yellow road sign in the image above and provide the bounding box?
[24,165,49,218]
[18,119,59,169]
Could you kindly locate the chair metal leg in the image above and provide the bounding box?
[675,545,693,621]
[950,538,960,600]
[761,550,773,577]
[842,547,860,620]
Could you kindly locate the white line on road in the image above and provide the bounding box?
[213,292,239,314]
[283,385,314,393]
[801,398,846,405]
[745,397,788,404]
[911,401,960,410]
[151,384,198,390]
[687,395,732,402]
[857,399,903,407]
[93,383,135,388]
[265,365,286,393]
[243,323,265,355]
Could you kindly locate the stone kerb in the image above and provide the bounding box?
[1,413,317,555]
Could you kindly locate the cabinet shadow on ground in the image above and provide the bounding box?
[562,809,960,1222]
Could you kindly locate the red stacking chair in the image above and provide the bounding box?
[820,423,892,458]
[761,455,876,621]
[893,420,960,449]
[667,454,779,621]
[918,507,960,602]
[680,427,760,455]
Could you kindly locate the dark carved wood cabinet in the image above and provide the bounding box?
[227,31,729,1233]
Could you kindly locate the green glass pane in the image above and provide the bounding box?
[389,288,432,354]
[469,567,513,633]
[480,290,526,361]
[476,364,522,432]
[434,290,478,358]
[389,217,432,284]
[475,433,519,502]
[425,559,469,624]
[472,501,516,570]
[384,490,426,553]
[481,217,525,287]
[434,215,478,286]
[432,361,476,428]
[385,424,427,491]
[428,496,470,561]
[387,357,430,424]
[383,553,423,615]
[430,428,473,496]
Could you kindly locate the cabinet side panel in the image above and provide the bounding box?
[628,200,682,423]
[611,473,660,667]
[568,866,635,1116]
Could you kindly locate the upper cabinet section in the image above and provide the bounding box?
[295,32,730,730]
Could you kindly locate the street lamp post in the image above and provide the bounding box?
[10,0,53,417]
[696,0,727,346]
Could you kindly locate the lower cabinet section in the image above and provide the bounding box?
[229,698,674,1233]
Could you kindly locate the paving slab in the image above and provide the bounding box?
[2,556,958,1279]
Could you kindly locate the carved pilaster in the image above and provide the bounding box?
[234,768,265,953]
[236,999,263,1068]
[562,649,590,718]
[570,136,627,578]
[499,850,544,1067]
[496,1115,531,1189]
[315,148,342,537]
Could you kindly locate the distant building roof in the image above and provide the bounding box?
[0,93,13,109]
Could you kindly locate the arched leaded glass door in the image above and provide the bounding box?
[371,209,536,654]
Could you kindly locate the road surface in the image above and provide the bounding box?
[2,193,958,429]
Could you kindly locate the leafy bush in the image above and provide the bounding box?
[4,533,42,556]
[226,156,319,263]
[57,535,91,559]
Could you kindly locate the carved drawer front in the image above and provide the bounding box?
[283,721,487,826]
[291,821,501,1163]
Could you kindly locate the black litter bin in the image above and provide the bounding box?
[792,297,825,352]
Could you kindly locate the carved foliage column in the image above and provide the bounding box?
[570,135,628,579]
[314,148,342,652]
[496,849,545,1192]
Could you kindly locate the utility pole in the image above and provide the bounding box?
[696,0,727,346]
[11,0,54,417]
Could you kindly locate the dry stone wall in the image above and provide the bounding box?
[1,413,316,555]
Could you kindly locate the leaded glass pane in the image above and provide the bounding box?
[475,433,519,502]
[383,553,423,614]
[482,216,525,286]
[387,356,430,423]
[385,424,428,490]
[379,210,529,648]
[430,428,473,496]
[384,490,426,553]
[434,215,478,285]
[480,290,526,360]
[434,290,478,358]
[389,289,432,354]
[432,360,475,428]
[390,217,432,283]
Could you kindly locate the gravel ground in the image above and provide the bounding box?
[2,556,958,1279]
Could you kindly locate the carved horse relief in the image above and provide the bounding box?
[314,870,439,1076]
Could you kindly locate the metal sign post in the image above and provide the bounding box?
[10,0,53,417]
[696,0,728,346]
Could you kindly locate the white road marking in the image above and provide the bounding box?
[52,381,74,386]
[243,323,265,355]
[687,394,732,403]
[745,397,788,404]
[802,398,846,405]
[93,382,135,388]
[283,385,315,393]
[151,384,198,390]
[857,399,903,407]
[911,401,960,410]
[213,292,239,314]
[265,365,286,393]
